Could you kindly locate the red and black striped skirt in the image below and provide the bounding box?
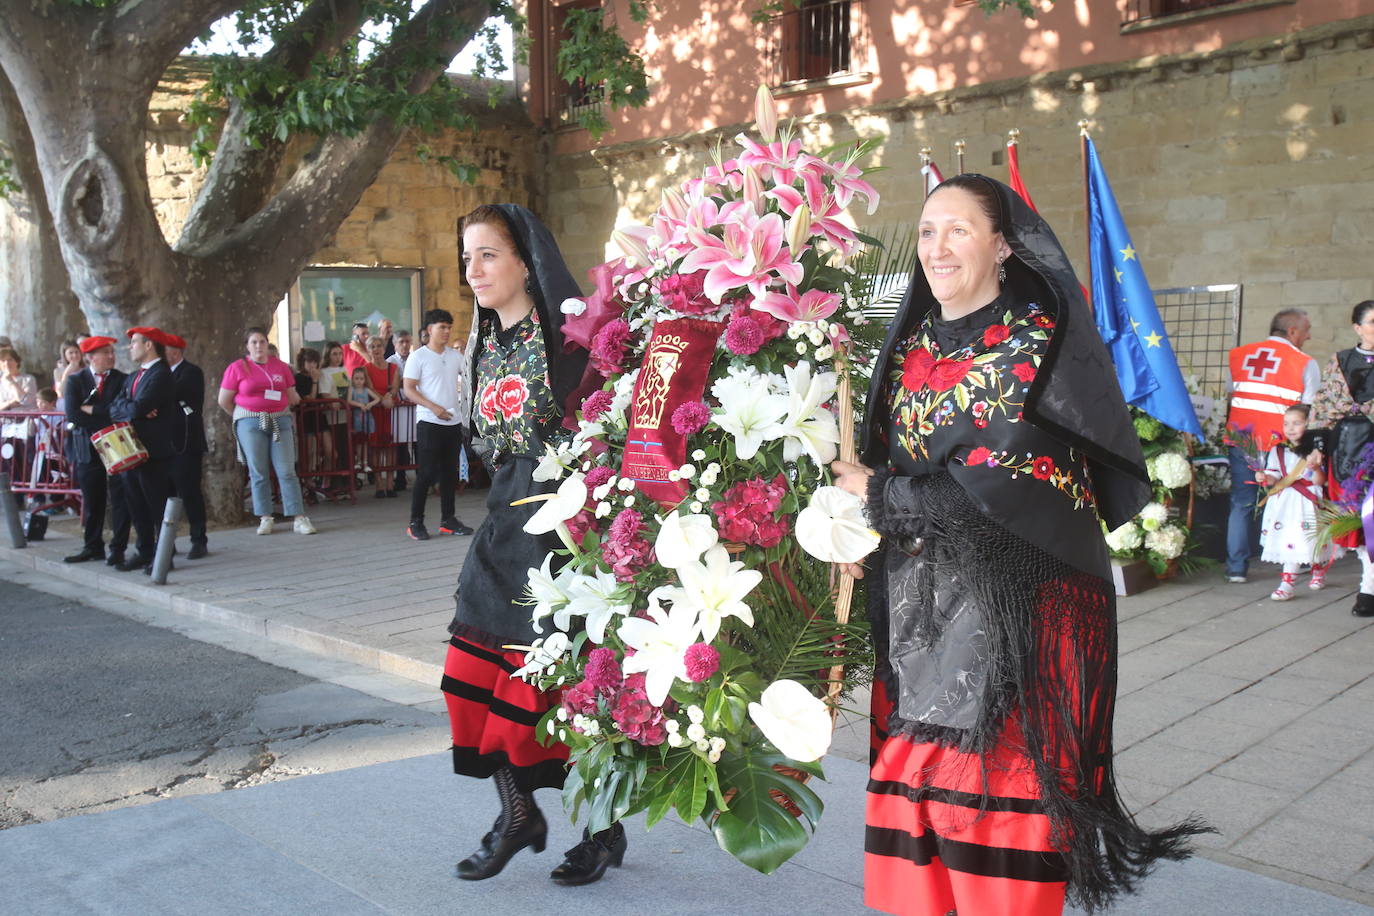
[440,635,569,793]
[865,680,1069,916]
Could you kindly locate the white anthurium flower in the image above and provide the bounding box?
[560,296,588,316]
[526,553,579,633]
[748,678,833,762]
[796,486,881,564]
[564,567,633,644]
[655,511,719,570]
[710,369,787,461]
[618,599,703,707]
[673,544,763,642]
[520,472,588,535]
[509,631,571,681]
[776,361,840,466]
[572,420,606,451]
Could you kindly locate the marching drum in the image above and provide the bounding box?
[90,422,148,474]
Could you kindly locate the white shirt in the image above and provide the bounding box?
[403,345,466,426]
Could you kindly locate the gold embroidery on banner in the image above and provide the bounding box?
[633,334,688,430]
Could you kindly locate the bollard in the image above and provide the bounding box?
[150,496,184,585]
[0,474,26,549]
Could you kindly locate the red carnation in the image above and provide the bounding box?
[584,648,623,691]
[1011,362,1037,383]
[660,271,716,316]
[672,401,712,436]
[725,316,764,355]
[983,324,1011,348]
[683,643,720,682]
[901,347,935,391]
[582,389,614,421]
[967,446,993,466]
[590,318,632,376]
[928,358,973,392]
[1032,456,1056,480]
[584,465,614,490]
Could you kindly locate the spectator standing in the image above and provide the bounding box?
[362,335,399,498]
[388,329,415,492]
[0,348,38,467]
[1224,309,1318,583]
[343,321,370,375]
[109,327,180,573]
[166,334,209,559]
[378,317,396,359]
[61,336,130,565]
[403,309,472,540]
[294,347,335,493]
[53,340,83,400]
[217,327,316,536]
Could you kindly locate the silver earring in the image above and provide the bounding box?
[525,274,534,294]
[997,261,1007,284]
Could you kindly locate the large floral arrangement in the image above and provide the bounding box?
[1103,407,1198,575]
[510,87,881,874]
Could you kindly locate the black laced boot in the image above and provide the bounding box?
[549,822,627,886]
[455,767,547,880]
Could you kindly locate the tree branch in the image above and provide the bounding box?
[109,0,248,69]
[178,0,372,253]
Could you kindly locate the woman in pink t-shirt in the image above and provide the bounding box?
[216,327,316,536]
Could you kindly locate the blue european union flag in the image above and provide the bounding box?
[1086,136,1203,437]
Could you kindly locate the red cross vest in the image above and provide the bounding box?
[1226,338,1313,447]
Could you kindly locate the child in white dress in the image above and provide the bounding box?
[1259,404,1338,600]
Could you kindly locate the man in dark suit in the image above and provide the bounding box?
[109,326,182,573]
[62,336,131,565]
[165,333,209,558]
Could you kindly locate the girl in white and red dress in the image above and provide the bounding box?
[833,175,1203,916]
[1259,404,1336,600]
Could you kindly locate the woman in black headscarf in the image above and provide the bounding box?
[441,204,625,885]
[831,175,1203,915]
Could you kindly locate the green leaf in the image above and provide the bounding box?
[710,751,825,874]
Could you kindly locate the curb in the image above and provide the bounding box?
[0,544,444,687]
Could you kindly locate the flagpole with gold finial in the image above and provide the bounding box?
[955,138,966,175]
[1079,120,1093,306]
[920,147,933,199]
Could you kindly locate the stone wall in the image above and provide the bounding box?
[146,67,539,335]
[544,15,1374,383]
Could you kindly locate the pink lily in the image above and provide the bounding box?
[755,284,841,323]
[679,209,803,303]
[812,154,880,215]
[612,224,655,268]
[755,84,778,143]
[736,135,804,186]
[767,171,859,255]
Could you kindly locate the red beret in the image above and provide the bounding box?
[126,326,172,346]
[79,336,117,354]
[164,334,187,349]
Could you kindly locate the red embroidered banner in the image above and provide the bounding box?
[620,317,721,504]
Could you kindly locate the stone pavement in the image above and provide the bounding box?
[3,493,1374,911]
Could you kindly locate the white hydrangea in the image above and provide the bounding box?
[1144,523,1187,560]
[1138,502,1169,532]
[1148,451,1193,490]
[1104,521,1144,553]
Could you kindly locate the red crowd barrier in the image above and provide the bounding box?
[0,409,82,513]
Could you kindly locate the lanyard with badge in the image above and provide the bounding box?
[253,359,283,403]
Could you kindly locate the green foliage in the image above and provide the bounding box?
[0,142,20,199]
[709,750,824,874]
[555,4,650,138]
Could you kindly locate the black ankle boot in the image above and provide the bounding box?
[455,808,547,880]
[549,822,627,886]
[1354,593,1374,618]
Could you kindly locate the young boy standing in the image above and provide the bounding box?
[402,309,472,540]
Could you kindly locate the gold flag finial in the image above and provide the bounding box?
[1077,119,1091,136]
[919,146,932,162]
[1008,128,1021,145]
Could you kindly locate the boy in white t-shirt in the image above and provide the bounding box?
[402,309,472,541]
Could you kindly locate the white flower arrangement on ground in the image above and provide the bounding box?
[512,86,880,875]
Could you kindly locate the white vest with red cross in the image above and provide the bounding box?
[1226,337,1314,446]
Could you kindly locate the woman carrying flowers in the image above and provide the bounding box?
[832,175,1202,916]
[441,204,627,885]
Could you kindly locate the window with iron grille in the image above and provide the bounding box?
[1123,0,1256,26]
[548,0,606,127]
[771,0,860,86]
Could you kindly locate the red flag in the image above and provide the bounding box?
[1006,141,1038,212]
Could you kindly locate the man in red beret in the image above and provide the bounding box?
[165,333,208,558]
[109,327,181,572]
[62,335,131,564]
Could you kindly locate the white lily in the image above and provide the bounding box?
[509,631,571,682]
[748,679,833,762]
[671,544,763,642]
[526,553,579,633]
[711,369,786,461]
[775,361,839,466]
[531,442,572,482]
[563,567,632,644]
[520,472,588,535]
[655,511,719,570]
[618,598,703,706]
[796,486,881,564]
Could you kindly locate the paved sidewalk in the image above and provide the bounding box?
[4,494,1374,910]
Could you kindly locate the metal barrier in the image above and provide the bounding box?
[0,409,81,513]
[293,397,358,504]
